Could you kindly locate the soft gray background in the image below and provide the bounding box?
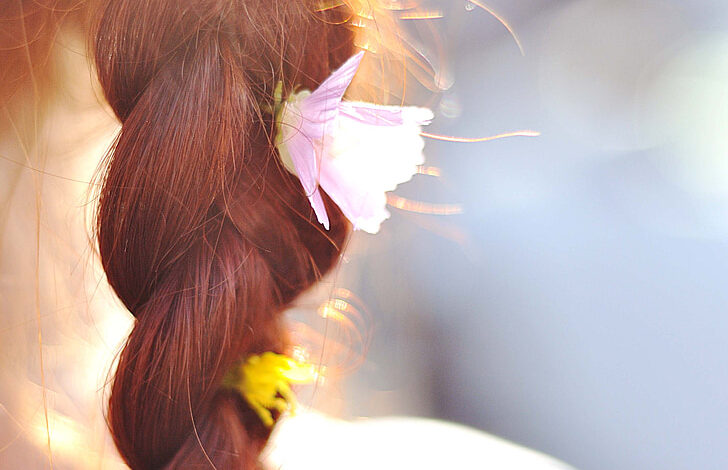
[340,2,728,470]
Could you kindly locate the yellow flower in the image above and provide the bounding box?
[225,352,317,427]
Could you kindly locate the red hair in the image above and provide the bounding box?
[91,0,354,467]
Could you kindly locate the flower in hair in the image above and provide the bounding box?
[275,51,434,234]
[224,352,317,427]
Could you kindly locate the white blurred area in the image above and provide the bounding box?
[266,411,574,470]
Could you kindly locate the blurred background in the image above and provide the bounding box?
[330,1,728,470]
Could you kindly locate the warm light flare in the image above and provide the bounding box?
[421,130,540,143]
[380,0,421,10]
[400,10,444,20]
[387,194,464,215]
[320,305,346,321]
[291,346,310,363]
[417,165,441,177]
[315,0,346,12]
[318,298,362,323]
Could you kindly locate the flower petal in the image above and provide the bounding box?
[338,101,405,126]
[278,119,330,229]
[300,51,366,138]
[277,52,366,229]
[318,103,433,234]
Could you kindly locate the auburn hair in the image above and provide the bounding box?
[91,0,354,467]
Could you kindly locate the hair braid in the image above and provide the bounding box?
[92,0,354,467]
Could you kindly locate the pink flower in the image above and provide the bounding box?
[276,52,433,234]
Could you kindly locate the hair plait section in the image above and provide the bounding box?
[92,0,354,467]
